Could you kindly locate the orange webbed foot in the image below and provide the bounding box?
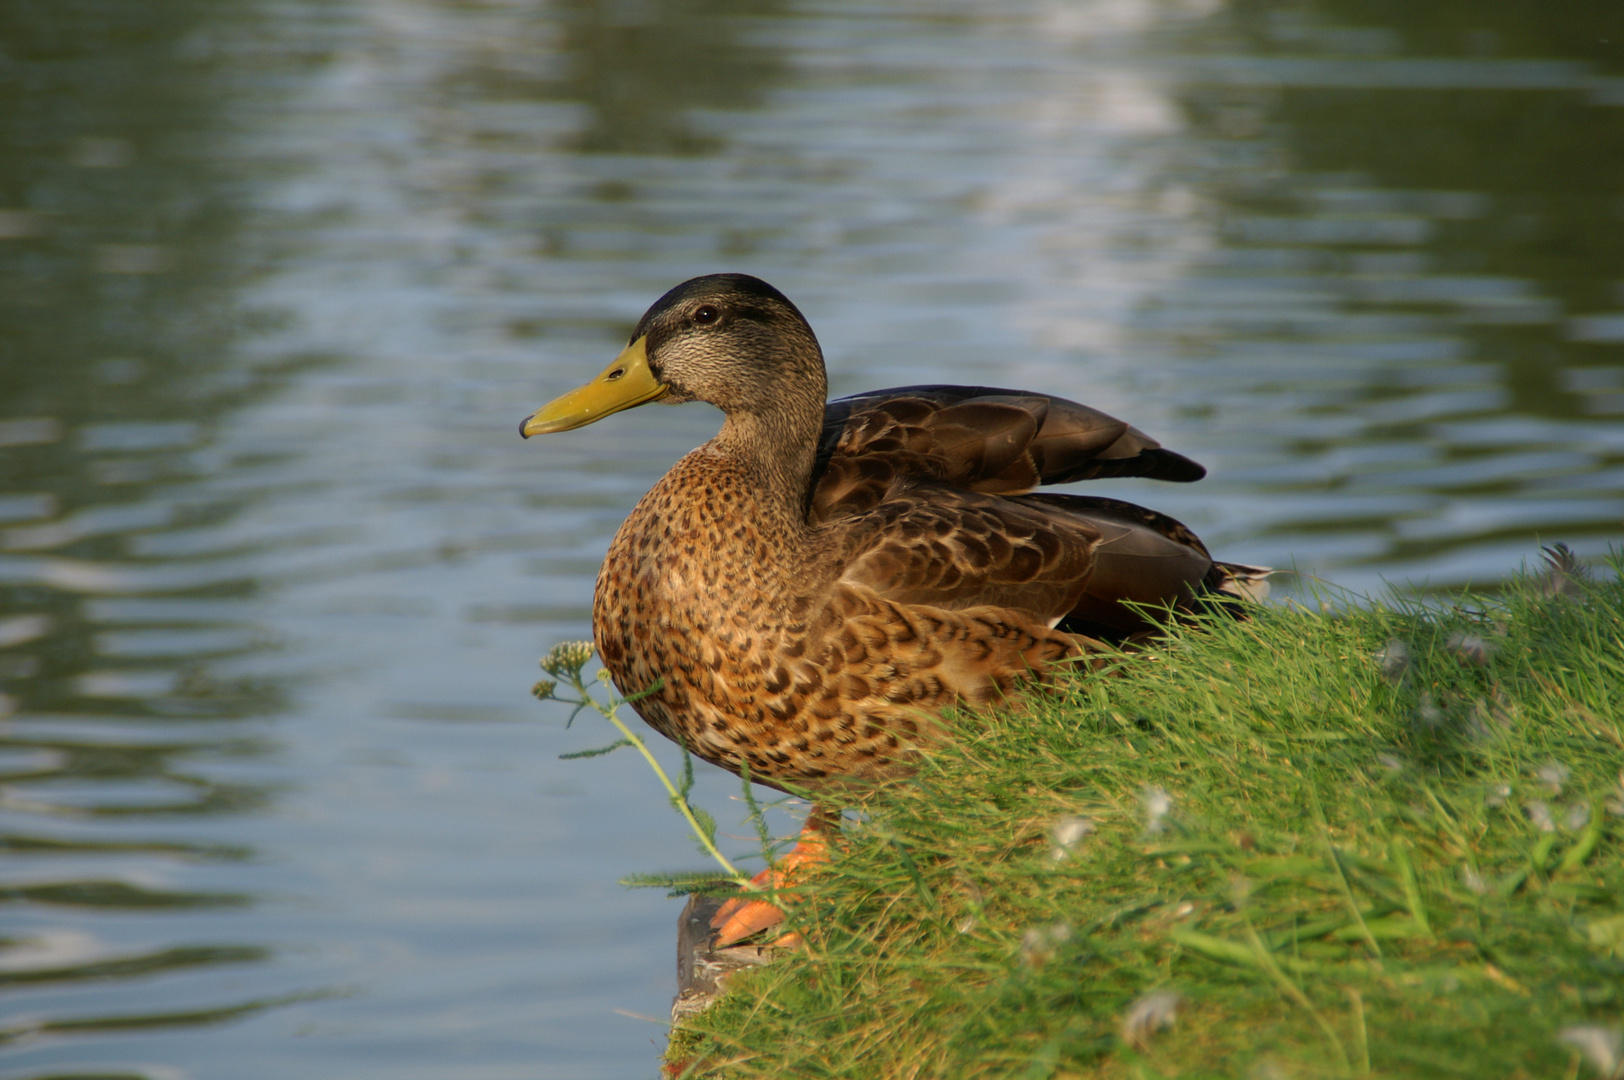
[710,813,832,947]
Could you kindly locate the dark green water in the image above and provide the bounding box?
[0,1,1620,1076]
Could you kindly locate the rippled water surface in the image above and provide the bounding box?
[2,0,1621,1075]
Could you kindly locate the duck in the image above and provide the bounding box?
[522,273,1267,945]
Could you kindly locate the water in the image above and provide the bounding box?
[0,0,1620,1075]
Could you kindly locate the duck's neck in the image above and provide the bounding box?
[713,394,824,522]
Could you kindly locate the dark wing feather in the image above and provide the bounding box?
[831,488,1236,641]
[810,385,1204,521]
[812,385,1234,641]
[832,483,1101,625]
[1016,494,1216,638]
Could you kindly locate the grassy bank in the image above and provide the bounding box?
[663,553,1624,1079]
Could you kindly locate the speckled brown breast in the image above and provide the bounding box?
[592,447,1079,791]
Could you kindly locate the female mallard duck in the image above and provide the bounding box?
[523,274,1265,943]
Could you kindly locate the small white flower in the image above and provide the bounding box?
[1018,923,1073,968]
[1377,752,1407,772]
[1604,770,1624,818]
[1049,815,1095,861]
[1566,802,1592,833]
[1120,989,1182,1049]
[1460,866,1488,896]
[1557,1024,1622,1078]
[1445,631,1497,667]
[1374,639,1410,682]
[1538,761,1572,796]
[1526,801,1556,833]
[1414,692,1445,731]
[1142,786,1174,835]
[1485,782,1511,808]
[1020,927,1049,966]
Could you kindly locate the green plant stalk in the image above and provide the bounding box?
[566,667,749,886]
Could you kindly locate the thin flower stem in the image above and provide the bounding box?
[568,670,748,885]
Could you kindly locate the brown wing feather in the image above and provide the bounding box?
[811,385,1233,643]
[829,486,1236,643]
[1017,494,1222,638]
[810,384,1204,521]
[831,483,1102,624]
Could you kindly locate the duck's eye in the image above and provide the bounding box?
[693,305,720,325]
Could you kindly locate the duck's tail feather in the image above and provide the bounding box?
[1206,561,1274,605]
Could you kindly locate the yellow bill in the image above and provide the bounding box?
[520,337,668,437]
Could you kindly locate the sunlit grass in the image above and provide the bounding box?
[665,551,1624,1079]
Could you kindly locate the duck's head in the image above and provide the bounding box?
[521,274,826,437]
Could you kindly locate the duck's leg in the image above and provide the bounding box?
[710,804,836,947]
